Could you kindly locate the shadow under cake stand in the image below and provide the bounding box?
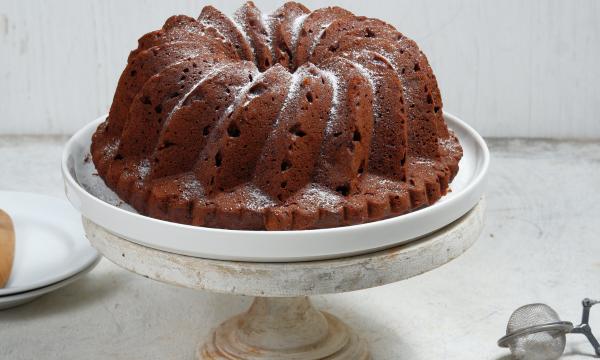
[82,199,485,359]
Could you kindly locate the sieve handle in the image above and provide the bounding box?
[571,298,600,356]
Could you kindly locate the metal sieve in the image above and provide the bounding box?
[498,298,600,359]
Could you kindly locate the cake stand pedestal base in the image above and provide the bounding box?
[82,199,485,360]
[199,296,369,359]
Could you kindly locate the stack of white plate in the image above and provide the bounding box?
[0,191,100,310]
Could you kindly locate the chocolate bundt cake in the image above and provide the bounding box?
[91,1,462,230]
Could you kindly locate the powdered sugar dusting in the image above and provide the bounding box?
[232,6,247,34]
[299,184,343,210]
[243,184,276,211]
[308,21,332,58]
[104,139,119,158]
[154,62,254,158]
[223,67,264,119]
[261,12,275,58]
[366,47,399,72]
[361,173,406,192]
[232,6,256,65]
[411,158,436,167]
[290,14,308,51]
[231,20,252,53]
[198,17,239,49]
[164,62,233,128]
[76,150,135,211]
[180,175,204,200]
[275,67,307,126]
[440,136,460,156]
[349,58,376,90]
[361,47,408,95]
[347,56,379,115]
[136,158,151,179]
[321,69,341,135]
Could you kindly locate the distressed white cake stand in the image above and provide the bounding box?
[82,198,485,359]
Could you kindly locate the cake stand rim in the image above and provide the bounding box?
[82,198,485,296]
[63,111,489,262]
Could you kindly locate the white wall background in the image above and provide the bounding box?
[0,0,599,138]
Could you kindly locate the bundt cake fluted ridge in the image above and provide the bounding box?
[91,1,462,230]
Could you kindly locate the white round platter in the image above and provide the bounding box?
[62,112,488,262]
[0,191,100,296]
[0,257,100,310]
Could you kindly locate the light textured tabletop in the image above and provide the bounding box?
[0,136,599,360]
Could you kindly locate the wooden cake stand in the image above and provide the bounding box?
[81,199,484,359]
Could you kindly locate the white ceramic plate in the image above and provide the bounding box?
[0,257,100,310]
[0,191,100,296]
[62,112,489,262]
